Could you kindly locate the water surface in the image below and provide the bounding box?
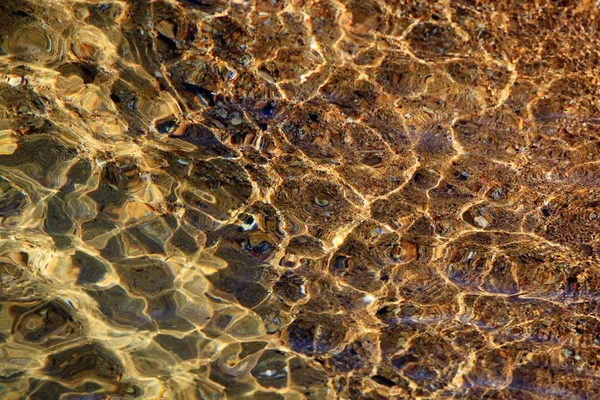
[1,0,600,399]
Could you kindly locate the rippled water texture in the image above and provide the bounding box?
[1,0,600,399]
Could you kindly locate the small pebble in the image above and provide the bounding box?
[7,75,23,87]
[474,216,489,228]
[361,294,375,305]
[314,197,330,207]
[258,69,275,83]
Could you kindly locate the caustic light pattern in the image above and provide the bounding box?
[0,0,600,399]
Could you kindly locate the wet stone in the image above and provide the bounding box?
[76,381,104,393]
[208,361,256,396]
[405,23,464,61]
[251,349,289,389]
[125,225,166,255]
[371,374,397,388]
[3,140,74,189]
[169,228,199,254]
[328,340,372,373]
[0,177,28,217]
[131,342,177,376]
[208,273,268,309]
[60,394,107,400]
[289,357,329,397]
[253,392,285,400]
[52,234,73,250]
[208,243,271,307]
[239,341,268,359]
[286,235,327,257]
[184,158,253,221]
[44,195,75,235]
[44,342,124,383]
[28,380,72,400]
[81,219,117,242]
[145,291,195,331]
[202,307,235,338]
[0,262,31,298]
[154,116,179,134]
[253,300,290,335]
[287,313,347,356]
[98,234,126,261]
[154,332,201,360]
[71,250,110,285]
[85,171,130,210]
[173,124,238,159]
[86,285,150,328]
[100,159,142,192]
[273,271,307,302]
[11,299,82,347]
[57,62,97,84]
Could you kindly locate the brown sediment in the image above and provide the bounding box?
[0,0,600,398]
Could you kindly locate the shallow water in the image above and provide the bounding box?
[1,0,600,399]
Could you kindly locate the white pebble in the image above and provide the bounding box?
[474,216,490,228]
[7,75,23,87]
